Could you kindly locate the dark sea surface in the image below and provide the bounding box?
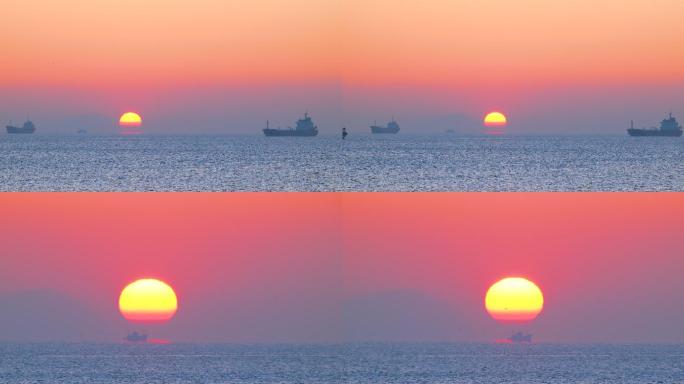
[0,134,682,191]
[1,343,682,383]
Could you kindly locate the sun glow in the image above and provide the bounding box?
[484,112,507,127]
[485,277,543,323]
[119,278,178,323]
[119,112,142,127]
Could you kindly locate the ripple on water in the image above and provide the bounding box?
[0,134,681,191]
[0,343,682,383]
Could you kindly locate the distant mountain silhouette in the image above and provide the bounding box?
[0,290,104,342]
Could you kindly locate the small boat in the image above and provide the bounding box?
[507,332,532,343]
[124,331,148,343]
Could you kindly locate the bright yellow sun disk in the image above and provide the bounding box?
[484,112,507,127]
[485,277,543,323]
[119,278,178,323]
[119,112,142,127]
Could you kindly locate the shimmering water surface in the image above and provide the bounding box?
[0,134,682,191]
[1,343,682,383]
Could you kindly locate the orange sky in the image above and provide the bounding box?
[1,0,341,87]
[3,0,683,88]
[2,0,684,133]
[0,193,681,343]
[340,0,684,87]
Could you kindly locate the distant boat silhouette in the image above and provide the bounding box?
[124,331,148,343]
[6,120,36,134]
[263,113,318,137]
[370,119,400,134]
[507,332,532,343]
[627,113,682,137]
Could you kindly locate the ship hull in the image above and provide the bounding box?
[6,126,35,134]
[263,128,317,137]
[124,334,148,342]
[627,128,682,137]
[370,126,400,134]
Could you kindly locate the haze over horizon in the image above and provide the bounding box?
[0,193,681,344]
[2,0,684,134]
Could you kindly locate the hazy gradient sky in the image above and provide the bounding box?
[0,193,681,343]
[2,0,683,134]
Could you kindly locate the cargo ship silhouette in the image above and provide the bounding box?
[263,112,318,137]
[627,113,682,137]
[6,120,36,134]
[370,119,400,134]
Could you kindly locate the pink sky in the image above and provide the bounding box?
[341,193,683,342]
[0,193,681,343]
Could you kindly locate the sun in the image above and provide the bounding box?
[485,277,543,323]
[119,112,142,127]
[483,112,507,127]
[119,278,178,323]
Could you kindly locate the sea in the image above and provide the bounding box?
[1,342,682,383]
[0,134,682,191]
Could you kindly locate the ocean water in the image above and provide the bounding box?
[0,134,682,191]
[1,343,682,383]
